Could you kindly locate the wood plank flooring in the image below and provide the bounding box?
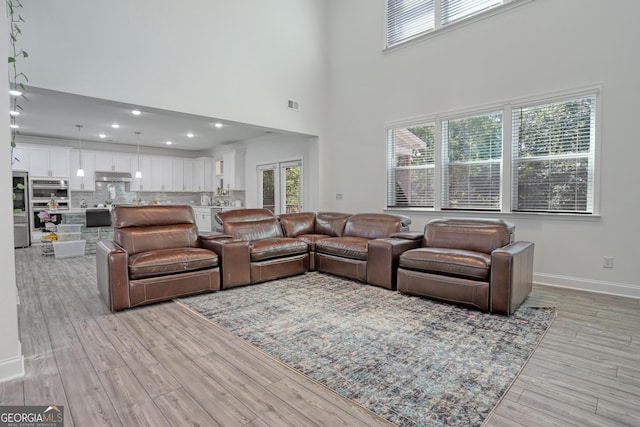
[2,247,639,426]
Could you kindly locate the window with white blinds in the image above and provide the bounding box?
[387,124,436,207]
[511,95,596,213]
[386,0,435,48]
[441,112,503,210]
[385,89,598,215]
[386,0,520,48]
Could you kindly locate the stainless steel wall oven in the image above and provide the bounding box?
[30,178,69,232]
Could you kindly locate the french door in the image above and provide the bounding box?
[258,160,302,214]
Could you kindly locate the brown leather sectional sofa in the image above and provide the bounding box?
[202,209,419,290]
[96,206,534,315]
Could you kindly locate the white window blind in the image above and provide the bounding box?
[511,95,596,214]
[441,112,502,210]
[386,0,519,48]
[441,0,503,25]
[387,124,436,208]
[386,0,435,48]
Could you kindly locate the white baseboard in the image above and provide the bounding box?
[534,273,640,299]
[0,353,24,384]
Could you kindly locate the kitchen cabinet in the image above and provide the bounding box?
[131,156,152,191]
[222,149,245,191]
[193,207,215,232]
[95,153,133,173]
[150,157,173,191]
[193,157,213,192]
[28,145,70,178]
[171,158,195,192]
[69,149,96,191]
[11,144,28,171]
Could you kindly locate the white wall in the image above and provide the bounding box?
[20,0,328,137]
[1,12,25,383]
[324,0,640,297]
[233,133,317,212]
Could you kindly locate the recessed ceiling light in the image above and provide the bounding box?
[112,123,120,129]
[10,124,19,129]
[99,133,106,138]
[187,133,194,138]
[9,110,20,116]
[166,141,173,145]
[131,109,142,116]
[214,123,223,128]
[9,90,21,96]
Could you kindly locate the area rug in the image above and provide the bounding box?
[178,272,555,426]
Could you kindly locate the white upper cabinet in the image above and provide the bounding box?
[131,156,152,191]
[11,145,28,171]
[95,153,133,173]
[69,149,96,191]
[222,150,245,190]
[193,157,213,192]
[150,157,173,191]
[28,145,70,178]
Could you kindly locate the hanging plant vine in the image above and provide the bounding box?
[6,0,28,160]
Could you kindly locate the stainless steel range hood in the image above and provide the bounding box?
[94,171,132,183]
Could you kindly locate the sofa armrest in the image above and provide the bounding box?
[198,232,234,242]
[96,240,130,311]
[200,238,251,288]
[490,241,535,315]
[388,231,423,241]
[367,237,424,289]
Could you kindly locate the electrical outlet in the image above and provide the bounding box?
[603,256,614,269]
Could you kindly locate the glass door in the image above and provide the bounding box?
[258,164,277,213]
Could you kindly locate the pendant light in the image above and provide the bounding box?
[76,124,84,177]
[135,131,142,178]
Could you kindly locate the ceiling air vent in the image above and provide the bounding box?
[287,99,300,111]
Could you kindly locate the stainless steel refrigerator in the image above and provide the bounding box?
[13,171,30,248]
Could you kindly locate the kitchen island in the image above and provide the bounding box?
[45,208,113,255]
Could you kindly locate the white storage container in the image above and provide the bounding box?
[57,223,82,233]
[56,231,82,241]
[53,240,86,258]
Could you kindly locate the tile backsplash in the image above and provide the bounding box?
[71,182,244,208]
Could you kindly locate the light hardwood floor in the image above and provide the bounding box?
[1,247,639,426]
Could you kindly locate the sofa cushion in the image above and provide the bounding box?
[296,234,331,251]
[315,212,352,236]
[129,248,218,280]
[425,219,512,254]
[344,214,402,239]
[224,218,284,241]
[250,237,309,262]
[399,247,491,281]
[116,224,199,255]
[315,237,369,261]
[279,212,316,237]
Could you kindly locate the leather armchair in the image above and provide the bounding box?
[96,205,220,311]
[397,218,534,315]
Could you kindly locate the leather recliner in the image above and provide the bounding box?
[96,205,220,311]
[397,218,534,315]
[312,213,423,289]
[204,208,309,288]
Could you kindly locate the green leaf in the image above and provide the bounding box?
[22,50,28,58]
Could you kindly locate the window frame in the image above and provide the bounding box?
[385,85,602,218]
[384,0,535,51]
